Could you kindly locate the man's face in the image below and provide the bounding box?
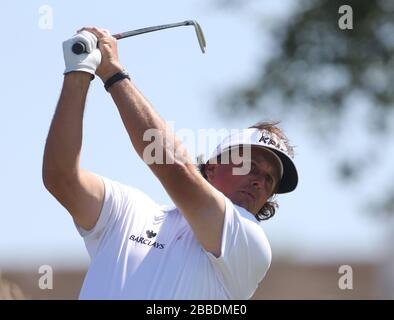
[206,147,281,215]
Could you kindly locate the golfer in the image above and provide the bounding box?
[42,27,298,299]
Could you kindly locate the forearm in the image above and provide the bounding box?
[43,72,91,176]
[108,78,192,169]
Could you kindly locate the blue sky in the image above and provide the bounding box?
[0,0,389,269]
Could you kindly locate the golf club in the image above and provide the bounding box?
[72,20,206,54]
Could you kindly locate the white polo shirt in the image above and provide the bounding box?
[75,176,272,300]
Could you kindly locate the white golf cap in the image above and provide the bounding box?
[208,128,298,193]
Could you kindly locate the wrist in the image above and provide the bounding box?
[98,64,124,82]
[64,71,92,85]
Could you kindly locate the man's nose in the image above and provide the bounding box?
[251,177,263,189]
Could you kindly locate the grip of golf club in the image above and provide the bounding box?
[71,33,120,54]
[71,42,86,55]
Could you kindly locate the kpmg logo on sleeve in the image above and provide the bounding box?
[129,230,165,249]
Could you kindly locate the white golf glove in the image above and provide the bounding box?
[62,30,102,78]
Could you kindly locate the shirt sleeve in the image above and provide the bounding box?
[205,196,272,299]
[74,176,144,258]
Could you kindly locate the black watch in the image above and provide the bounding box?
[104,70,130,91]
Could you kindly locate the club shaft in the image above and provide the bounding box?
[113,21,193,39]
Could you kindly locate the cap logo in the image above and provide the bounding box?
[259,131,273,145]
[258,130,288,154]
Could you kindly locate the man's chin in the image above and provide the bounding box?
[232,198,252,212]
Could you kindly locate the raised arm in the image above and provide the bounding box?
[85,27,225,257]
[42,32,105,231]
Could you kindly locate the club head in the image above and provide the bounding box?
[184,20,206,53]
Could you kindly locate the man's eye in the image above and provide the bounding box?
[250,162,257,172]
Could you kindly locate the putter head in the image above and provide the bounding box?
[184,20,206,53]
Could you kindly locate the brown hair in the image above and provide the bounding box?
[198,121,294,221]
